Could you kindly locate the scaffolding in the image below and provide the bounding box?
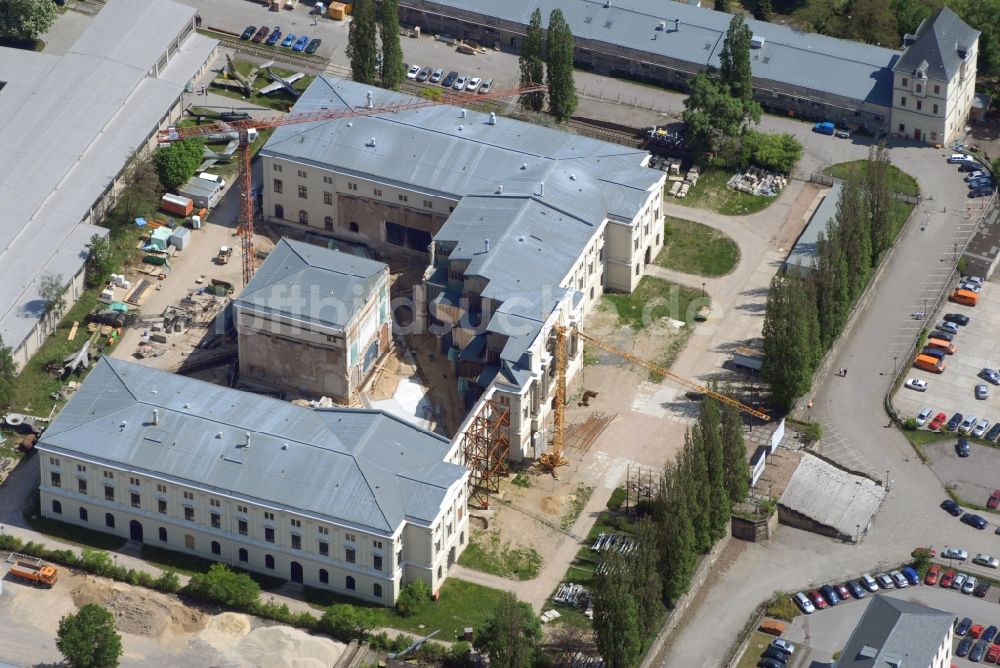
[463,399,511,508]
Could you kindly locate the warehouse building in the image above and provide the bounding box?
[233,238,392,404]
[37,359,469,603]
[0,0,218,370]
[397,1,978,143]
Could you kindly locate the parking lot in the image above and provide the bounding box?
[926,438,1000,515]
[785,584,1000,666]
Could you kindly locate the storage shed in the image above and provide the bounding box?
[150,227,173,251]
[169,226,191,250]
[178,177,223,209]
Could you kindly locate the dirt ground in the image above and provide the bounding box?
[0,569,346,667]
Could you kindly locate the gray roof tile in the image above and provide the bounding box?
[895,7,979,81]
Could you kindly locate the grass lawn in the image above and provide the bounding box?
[458,531,542,580]
[602,276,705,329]
[823,160,920,197]
[208,59,316,112]
[656,216,740,277]
[670,168,776,216]
[904,429,953,448]
[736,631,786,668]
[23,492,126,551]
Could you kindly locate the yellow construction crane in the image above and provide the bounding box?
[539,324,770,474]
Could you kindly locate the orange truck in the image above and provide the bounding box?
[7,554,58,587]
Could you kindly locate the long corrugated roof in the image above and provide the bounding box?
[0,0,217,355]
[403,0,900,106]
[39,359,466,533]
[233,238,387,330]
[894,6,979,81]
[785,183,840,272]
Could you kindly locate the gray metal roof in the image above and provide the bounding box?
[233,238,388,331]
[778,453,885,538]
[838,595,952,667]
[0,0,216,355]
[404,0,900,107]
[784,183,840,272]
[894,7,979,81]
[39,359,466,533]
[260,77,650,200]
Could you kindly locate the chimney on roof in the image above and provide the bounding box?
[902,33,917,47]
[366,91,373,109]
[497,184,504,194]
[658,21,665,31]
[488,112,496,125]
[152,409,159,426]
[367,137,376,147]
[539,182,545,197]
[604,0,610,7]
[485,239,491,253]
[461,108,467,118]
[673,18,679,32]
[570,173,576,180]
[244,432,251,448]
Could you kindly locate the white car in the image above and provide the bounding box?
[960,282,982,293]
[466,76,482,92]
[950,153,974,163]
[793,591,815,614]
[479,78,493,94]
[406,64,421,79]
[861,573,879,592]
[890,570,909,588]
[915,407,933,426]
[771,639,794,655]
[963,575,978,594]
[966,276,984,286]
[905,378,928,392]
[973,554,999,569]
[973,419,990,438]
[943,547,969,561]
[453,75,468,90]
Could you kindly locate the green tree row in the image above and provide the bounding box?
[518,8,578,122]
[762,144,894,410]
[347,0,405,89]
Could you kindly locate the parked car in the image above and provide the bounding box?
[959,160,983,171]
[938,321,960,334]
[965,170,986,181]
[281,33,296,48]
[975,581,992,597]
[761,647,790,663]
[974,554,1000,568]
[820,584,841,605]
[941,570,956,587]
[988,490,1000,509]
[925,564,941,585]
[931,329,955,342]
[406,64,421,79]
[292,35,310,52]
[835,129,851,138]
[929,412,948,430]
[950,153,975,163]
[834,583,851,599]
[846,580,866,598]
[961,281,984,293]
[947,412,964,431]
[770,639,794,655]
[969,177,996,189]
[809,590,828,610]
[945,313,971,326]
[975,419,991,437]
[957,637,974,657]
[251,26,269,43]
[973,639,990,662]
[905,378,929,392]
[954,572,968,590]
[986,625,999,643]
[479,78,493,93]
[876,573,895,589]
[921,348,947,361]
[305,38,322,55]
[958,617,975,636]
[265,28,282,46]
[466,76,482,92]
[960,415,978,434]
[890,570,909,588]
[814,121,836,135]
[971,186,996,198]
[442,71,459,87]
[964,575,979,594]
[942,499,964,516]
[861,573,879,592]
[981,369,1000,385]
[429,68,444,83]
[915,407,933,426]
[963,513,988,530]
[415,66,431,82]
[901,566,920,585]
[757,660,786,668]
[958,437,971,457]
[972,624,987,639]
[987,644,1000,663]
[793,591,815,614]
[453,75,468,90]
[943,547,969,561]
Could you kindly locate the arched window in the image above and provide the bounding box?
[346,576,356,590]
[299,210,308,225]
[373,583,383,598]
[79,507,88,522]
[349,222,359,233]
[238,548,248,562]
[324,216,334,231]
[275,204,284,219]
[159,527,168,542]
[105,513,115,528]
[211,541,221,555]
[319,569,329,584]
[265,554,275,570]
[52,500,62,515]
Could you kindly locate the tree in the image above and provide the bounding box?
[0,0,57,45]
[153,138,204,191]
[756,0,774,21]
[378,0,405,88]
[719,16,755,106]
[320,604,378,642]
[698,397,731,542]
[519,8,546,112]
[545,10,578,122]
[57,604,123,668]
[835,175,873,300]
[630,519,666,636]
[0,336,15,409]
[721,403,750,504]
[742,131,802,174]
[38,272,68,329]
[474,593,542,668]
[892,0,934,38]
[845,0,899,46]
[761,274,816,411]
[656,464,697,605]
[346,0,379,85]
[714,0,731,11]
[396,579,431,617]
[864,142,893,264]
[954,1,1000,77]
[681,73,745,150]
[681,428,713,553]
[85,234,114,289]
[184,563,260,611]
[592,551,643,668]
[812,226,850,348]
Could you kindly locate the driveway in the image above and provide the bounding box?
[925,440,1000,514]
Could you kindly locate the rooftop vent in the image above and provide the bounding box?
[604,0,610,7]
[460,108,467,118]
[488,112,496,125]
[458,125,464,131]
[497,184,504,194]
[569,173,577,180]
[539,182,545,197]
[281,443,288,450]
[902,32,917,47]
[584,16,592,23]
[366,137,376,147]
[244,432,251,448]
[750,35,765,49]
[658,21,666,31]
[521,163,528,170]
[485,239,491,253]
[366,91,373,109]
[347,122,352,127]
[152,409,159,426]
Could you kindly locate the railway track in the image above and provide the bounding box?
[199,28,329,73]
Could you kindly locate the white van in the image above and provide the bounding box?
[198,172,226,188]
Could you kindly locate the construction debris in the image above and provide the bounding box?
[727,167,788,197]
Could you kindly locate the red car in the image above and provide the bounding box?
[809,590,828,610]
[988,490,1000,509]
[972,625,986,639]
[251,26,270,43]
[926,564,941,585]
[929,412,948,430]
[941,570,956,588]
[986,644,1000,662]
[835,583,851,600]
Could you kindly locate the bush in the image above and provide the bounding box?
[415,640,449,664]
[445,641,475,668]
[153,569,181,594]
[396,580,432,617]
[153,138,205,190]
[903,417,918,431]
[184,563,261,611]
[606,487,627,511]
[800,421,822,444]
[320,604,378,642]
[765,592,801,621]
[742,131,802,174]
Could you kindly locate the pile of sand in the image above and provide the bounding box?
[192,613,346,668]
[71,577,206,638]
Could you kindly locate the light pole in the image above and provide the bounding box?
[702,281,706,298]
[893,356,898,375]
[885,469,890,492]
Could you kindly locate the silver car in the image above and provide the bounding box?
[963,575,978,594]
[479,78,493,94]
[453,75,468,90]
[974,418,990,437]
[976,385,989,401]
[890,570,908,588]
[876,572,894,589]
[953,572,968,590]
[429,68,444,83]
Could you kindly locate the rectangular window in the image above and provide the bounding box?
[398,194,408,202]
[933,104,939,114]
[298,185,307,199]
[348,182,358,191]
[77,464,86,472]
[238,519,248,535]
[899,123,905,132]
[129,477,140,486]
[158,499,168,514]
[49,457,60,466]
[131,492,141,508]
[104,486,114,502]
[323,175,333,184]
[103,471,113,479]
[902,77,908,87]
[373,188,382,197]
[297,169,307,178]
[916,100,922,111]
[264,512,275,521]
[274,179,283,194]
[211,513,221,529]
[373,540,383,549]
[435,539,441,553]
[290,518,301,528]
[51,472,61,488]
[291,534,301,550]
[319,541,329,556]
[397,551,402,566]
[78,479,87,495]
[934,84,940,94]
[323,191,333,205]
[318,526,329,535]
[237,505,248,514]
[900,97,906,107]
[183,491,194,500]
[157,484,167,493]
[273,163,282,172]
[346,533,356,542]
[184,507,195,522]
[185,534,194,550]
[265,527,275,543]
[423,200,433,208]
[210,498,220,507]
[374,554,383,571]
[346,548,356,564]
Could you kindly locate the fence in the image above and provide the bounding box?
[808,172,921,204]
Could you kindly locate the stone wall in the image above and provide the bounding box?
[731,510,778,542]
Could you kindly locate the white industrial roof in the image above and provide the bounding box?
[779,454,886,538]
[0,0,216,355]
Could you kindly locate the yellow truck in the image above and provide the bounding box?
[7,554,58,587]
